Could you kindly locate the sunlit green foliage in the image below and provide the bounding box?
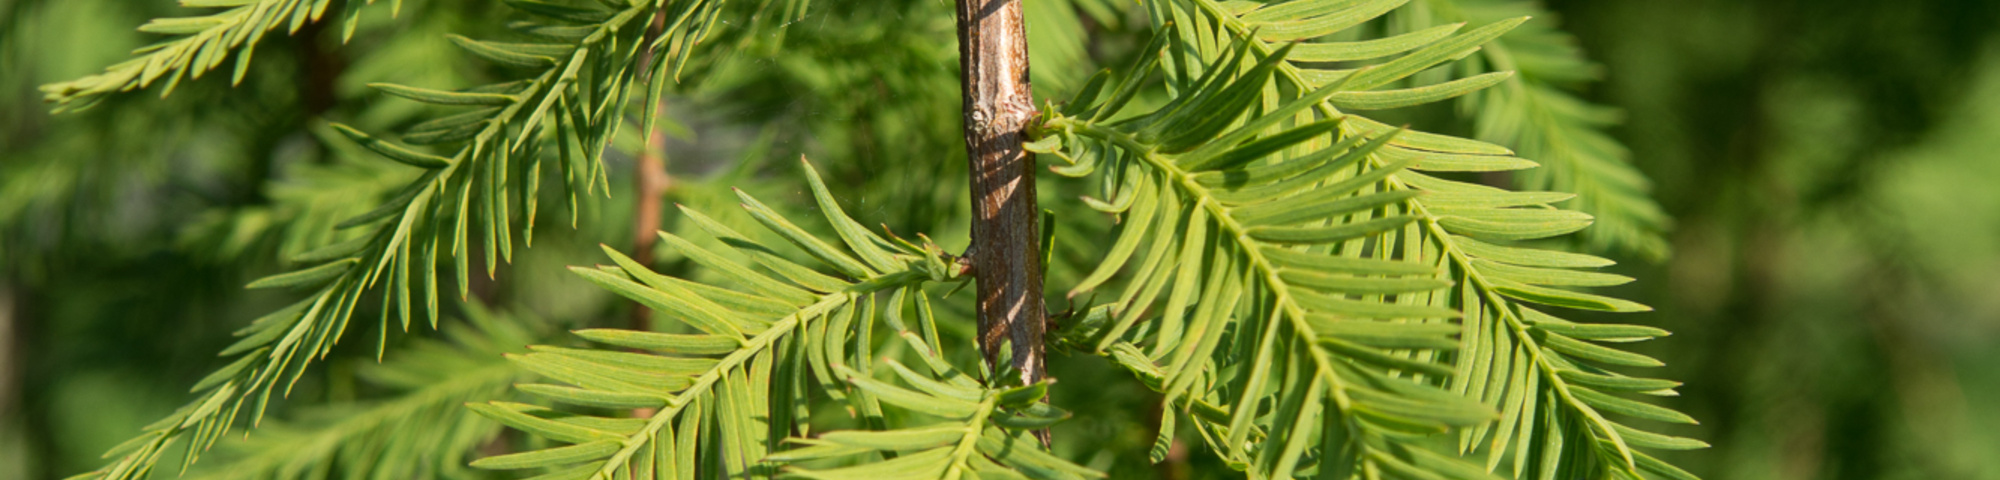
[23,0,1999,479]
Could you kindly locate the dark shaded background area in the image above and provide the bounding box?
[1550,0,2000,478]
[5,0,2000,478]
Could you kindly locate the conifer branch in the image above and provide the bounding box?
[1422,0,1673,260]
[66,2,730,478]
[466,164,1090,479]
[1039,0,1702,477]
[182,305,543,480]
[41,0,398,112]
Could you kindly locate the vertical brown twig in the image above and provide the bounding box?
[955,0,1044,388]
[628,114,671,332]
[629,9,675,334]
[623,7,675,427]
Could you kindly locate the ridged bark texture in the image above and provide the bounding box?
[955,0,1044,386]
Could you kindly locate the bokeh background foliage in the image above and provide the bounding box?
[3,0,1999,479]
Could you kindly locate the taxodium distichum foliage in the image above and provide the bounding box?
[33,0,1697,479]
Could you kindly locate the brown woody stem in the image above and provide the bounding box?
[955,0,1044,387]
[629,8,675,334]
[628,110,671,333]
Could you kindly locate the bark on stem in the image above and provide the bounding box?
[955,0,1044,387]
[628,114,670,332]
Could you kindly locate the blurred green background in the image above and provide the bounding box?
[4,0,2000,478]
